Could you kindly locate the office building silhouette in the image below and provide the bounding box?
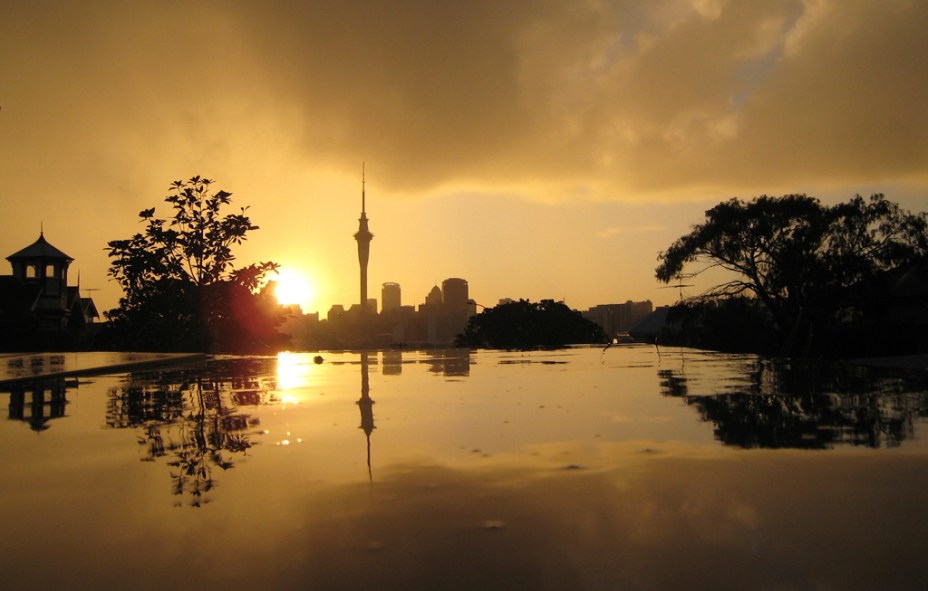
[381,282,401,313]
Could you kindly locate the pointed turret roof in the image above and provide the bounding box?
[6,233,73,262]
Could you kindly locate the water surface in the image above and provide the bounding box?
[2,346,928,590]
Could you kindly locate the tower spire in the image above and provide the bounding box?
[362,161,366,216]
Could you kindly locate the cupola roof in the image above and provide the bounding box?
[6,232,73,262]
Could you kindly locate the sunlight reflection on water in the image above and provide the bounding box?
[1,346,928,590]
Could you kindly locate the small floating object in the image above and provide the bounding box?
[313,355,324,364]
[481,520,506,530]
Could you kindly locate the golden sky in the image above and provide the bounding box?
[2,0,927,315]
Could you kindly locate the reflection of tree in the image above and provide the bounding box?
[659,361,928,449]
[107,361,279,506]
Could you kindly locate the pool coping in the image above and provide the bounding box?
[0,352,209,387]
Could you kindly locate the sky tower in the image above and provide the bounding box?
[354,164,374,316]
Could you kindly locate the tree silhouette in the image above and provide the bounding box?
[456,299,606,349]
[656,194,928,356]
[104,176,284,352]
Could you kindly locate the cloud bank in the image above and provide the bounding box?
[4,0,926,202]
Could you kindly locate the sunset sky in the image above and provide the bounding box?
[2,0,927,316]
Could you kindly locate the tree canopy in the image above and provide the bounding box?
[656,194,928,356]
[104,176,284,352]
[456,299,607,349]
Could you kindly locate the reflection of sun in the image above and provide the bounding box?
[275,268,315,311]
[277,351,312,391]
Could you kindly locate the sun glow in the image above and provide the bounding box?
[275,269,316,312]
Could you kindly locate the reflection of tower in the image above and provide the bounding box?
[357,351,375,482]
[7,380,69,431]
[353,165,374,317]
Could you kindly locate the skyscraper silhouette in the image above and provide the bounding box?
[353,164,374,317]
[381,281,401,313]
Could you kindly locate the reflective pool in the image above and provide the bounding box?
[3,346,928,590]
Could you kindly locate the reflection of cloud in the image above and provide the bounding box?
[272,450,928,590]
[596,224,667,239]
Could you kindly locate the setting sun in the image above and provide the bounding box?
[274,269,315,312]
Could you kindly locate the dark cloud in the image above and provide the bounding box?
[4,0,925,197]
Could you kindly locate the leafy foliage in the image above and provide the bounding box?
[656,194,928,356]
[104,177,284,352]
[661,297,780,355]
[456,299,607,349]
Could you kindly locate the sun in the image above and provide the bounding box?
[274,268,315,312]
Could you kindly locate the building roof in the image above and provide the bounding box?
[6,232,73,262]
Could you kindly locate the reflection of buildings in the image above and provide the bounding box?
[354,350,471,482]
[0,232,99,350]
[423,349,471,377]
[5,379,70,431]
[382,349,403,375]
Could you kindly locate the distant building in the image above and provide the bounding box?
[0,232,99,350]
[424,285,443,306]
[327,304,346,322]
[382,282,401,313]
[583,300,653,339]
[442,278,476,341]
[413,279,477,345]
[442,278,469,309]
